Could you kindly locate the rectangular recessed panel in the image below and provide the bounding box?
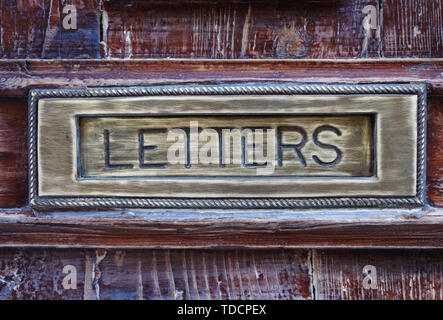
[29,84,426,209]
[79,115,373,178]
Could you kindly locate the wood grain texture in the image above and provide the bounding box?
[428,97,443,206]
[0,0,441,301]
[382,0,443,58]
[0,248,84,299]
[0,59,442,96]
[102,0,380,59]
[2,208,443,248]
[3,248,443,300]
[2,0,443,59]
[0,0,100,59]
[0,248,313,299]
[313,249,443,299]
[0,99,27,208]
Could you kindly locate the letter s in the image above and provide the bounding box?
[312,125,342,167]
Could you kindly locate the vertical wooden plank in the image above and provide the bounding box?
[382,0,443,57]
[84,249,142,300]
[59,0,101,58]
[0,248,84,300]
[0,98,27,208]
[428,97,443,206]
[0,0,100,59]
[140,250,312,300]
[313,249,443,300]
[140,250,163,300]
[103,0,380,59]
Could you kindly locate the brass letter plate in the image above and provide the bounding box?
[29,84,426,209]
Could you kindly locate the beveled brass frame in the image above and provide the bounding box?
[28,83,427,209]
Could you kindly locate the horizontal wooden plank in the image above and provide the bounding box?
[382,0,443,58]
[313,249,443,299]
[2,0,442,60]
[102,0,380,59]
[1,208,443,248]
[3,0,443,60]
[0,59,442,96]
[0,0,100,59]
[0,248,312,299]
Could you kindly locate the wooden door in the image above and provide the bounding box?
[0,0,442,300]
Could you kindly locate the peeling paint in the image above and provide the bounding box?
[114,250,125,267]
[275,22,312,58]
[240,4,251,58]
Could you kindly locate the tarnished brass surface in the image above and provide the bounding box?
[80,115,373,178]
[36,94,417,199]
